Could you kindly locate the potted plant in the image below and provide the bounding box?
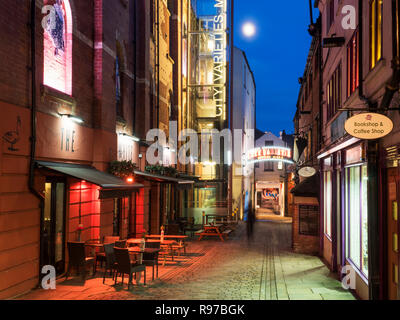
[109,160,137,179]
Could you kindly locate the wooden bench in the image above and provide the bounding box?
[195,227,233,242]
[222,229,233,236]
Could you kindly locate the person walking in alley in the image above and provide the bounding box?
[246,201,255,240]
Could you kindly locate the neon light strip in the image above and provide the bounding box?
[248,146,292,153]
[248,158,295,165]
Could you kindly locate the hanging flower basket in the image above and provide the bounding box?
[109,160,137,179]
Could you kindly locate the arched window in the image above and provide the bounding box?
[43,0,73,95]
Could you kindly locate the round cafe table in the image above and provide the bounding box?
[127,238,177,261]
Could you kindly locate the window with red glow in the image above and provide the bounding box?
[43,0,72,95]
[327,63,341,120]
[347,30,359,97]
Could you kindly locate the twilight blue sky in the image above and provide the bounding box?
[234,1,320,136]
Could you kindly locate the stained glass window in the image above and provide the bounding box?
[43,0,72,95]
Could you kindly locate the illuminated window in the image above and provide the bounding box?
[345,165,368,277]
[323,170,332,238]
[264,141,274,172]
[370,0,383,69]
[43,0,72,95]
[347,30,359,97]
[327,63,341,120]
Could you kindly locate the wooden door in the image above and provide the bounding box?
[387,168,400,300]
[41,180,66,275]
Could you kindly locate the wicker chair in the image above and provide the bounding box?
[66,242,95,281]
[114,247,146,290]
[143,241,160,280]
[115,240,127,248]
[102,243,117,284]
[95,236,121,272]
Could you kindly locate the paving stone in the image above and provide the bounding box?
[289,294,323,300]
[16,221,356,301]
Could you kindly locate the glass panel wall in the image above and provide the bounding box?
[324,171,332,237]
[345,164,368,277]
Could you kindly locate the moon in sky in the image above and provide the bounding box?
[242,22,256,38]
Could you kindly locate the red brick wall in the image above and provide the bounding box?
[292,197,320,255]
[0,0,140,299]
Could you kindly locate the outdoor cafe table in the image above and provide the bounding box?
[127,238,178,261]
[198,224,226,242]
[205,214,229,225]
[85,242,104,256]
[146,234,188,254]
[128,247,160,260]
[145,235,188,241]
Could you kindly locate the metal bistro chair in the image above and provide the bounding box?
[102,243,118,284]
[114,247,146,290]
[143,241,160,280]
[114,240,127,248]
[66,242,96,281]
[95,236,121,272]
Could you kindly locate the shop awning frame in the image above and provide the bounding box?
[133,170,195,187]
[36,161,144,192]
[290,173,320,198]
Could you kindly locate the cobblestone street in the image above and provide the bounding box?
[17,221,355,300]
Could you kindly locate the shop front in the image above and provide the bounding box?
[381,143,400,300]
[319,139,370,300]
[255,181,285,217]
[35,161,143,276]
[133,170,194,235]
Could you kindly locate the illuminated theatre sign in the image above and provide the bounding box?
[247,147,294,164]
[212,0,227,119]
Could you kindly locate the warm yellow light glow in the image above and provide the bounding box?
[242,22,256,38]
[371,0,376,69]
[377,0,382,62]
[207,39,214,52]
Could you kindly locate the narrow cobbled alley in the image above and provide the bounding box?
[17,221,355,300]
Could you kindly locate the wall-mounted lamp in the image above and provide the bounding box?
[119,133,140,142]
[59,113,84,124]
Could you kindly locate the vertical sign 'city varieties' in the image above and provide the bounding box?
[213,0,227,119]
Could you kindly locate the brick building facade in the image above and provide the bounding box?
[0,0,146,299]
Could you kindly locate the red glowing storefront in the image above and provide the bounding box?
[34,161,143,275]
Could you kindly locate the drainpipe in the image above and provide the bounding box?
[156,0,160,127]
[308,0,314,27]
[133,0,137,135]
[29,0,45,286]
[29,1,43,200]
[358,0,380,300]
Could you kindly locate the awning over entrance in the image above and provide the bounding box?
[290,173,320,198]
[36,161,144,198]
[133,170,194,189]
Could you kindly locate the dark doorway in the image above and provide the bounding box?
[113,198,122,236]
[40,180,66,275]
